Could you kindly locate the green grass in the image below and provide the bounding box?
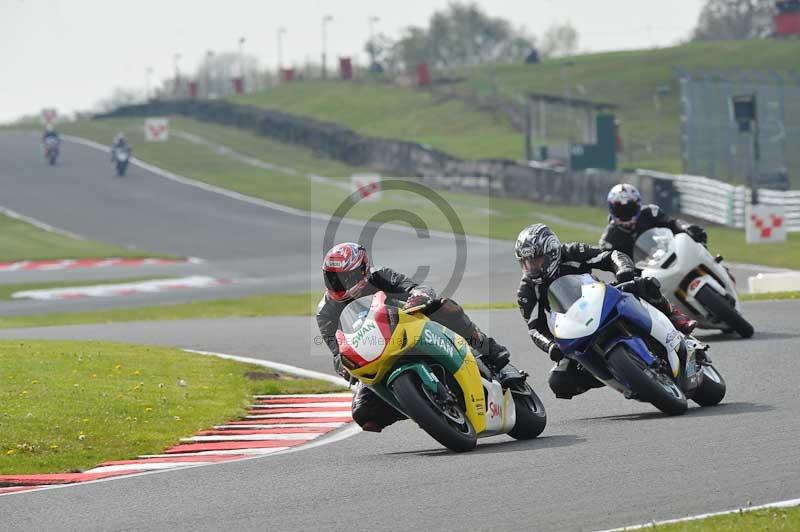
[0,339,343,474]
[643,505,800,531]
[0,292,320,329]
[741,290,800,301]
[0,212,157,262]
[233,81,523,161]
[63,117,800,269]
[0,277,161,301]
[229,41,800,179]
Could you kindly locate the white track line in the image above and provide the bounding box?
[85,462,213,474]
[246,411,350,419]
[253,393,353,399]
[0,206,86,240]
[249,402,352,409]
[181,434,321,442]
[214,422,344,430]
[61,134,494,245]
[139,448,291,458]
[184,349,348,386]
[598,497,800,531]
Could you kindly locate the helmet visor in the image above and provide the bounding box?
[611,201,640,222]
[324,268,364,295]
[519,256,549,279]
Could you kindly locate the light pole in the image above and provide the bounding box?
[367,15,380,64]
[277,27,287,70]
[653,84,670,160]
[173,53,182,95]
[205,50,214,97]
[321,14,333,79]
[145,67,154,101]
[238,37,246,77]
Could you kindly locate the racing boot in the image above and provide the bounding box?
[352,385,407,433]
[652,295,696,335]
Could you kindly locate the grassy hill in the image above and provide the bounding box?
[233,40,800,179]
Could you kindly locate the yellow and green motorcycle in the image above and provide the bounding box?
[336,291,547,452]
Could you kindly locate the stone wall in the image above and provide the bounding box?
[98,100,650,207]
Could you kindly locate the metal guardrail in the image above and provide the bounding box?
[636,170,800,232]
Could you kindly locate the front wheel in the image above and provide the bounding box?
[695,285,754,338]
[508,383,547,440]
[692,364,726,407]
[391,371,477,452]
[607,345,688,415]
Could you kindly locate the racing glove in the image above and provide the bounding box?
[548,343,564,362]
[686,225,708,245]
[332,354,351,382]
[616,268,636,284]
[403,287,436,311]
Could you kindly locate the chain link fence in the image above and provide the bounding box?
[678,68,800,190]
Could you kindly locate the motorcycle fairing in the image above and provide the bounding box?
[479,378,516,436]
[549,280,606,341]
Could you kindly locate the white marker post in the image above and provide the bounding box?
[144,117,170,142]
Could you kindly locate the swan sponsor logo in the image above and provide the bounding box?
[488,401,502,418]
[351,322,377,348]
[423,329,454,356]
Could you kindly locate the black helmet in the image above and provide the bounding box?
[514,224,562,283]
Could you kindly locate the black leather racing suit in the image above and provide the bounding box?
[517,243,640,399]
[317,267,507,431]
[599,204,705,259]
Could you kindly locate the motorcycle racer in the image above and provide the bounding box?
[317,242,517,432]
[515,224,697,400]
[600,183,707,259]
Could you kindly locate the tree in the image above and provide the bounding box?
[377,2,535,72]
[539,21,579,58]
[692,0,775,41]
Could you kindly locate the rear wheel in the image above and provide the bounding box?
[692,364,726,407]
[508,383,547,440]
[607,345,688,415]
[695,285,754,338]
[391,371,476,452]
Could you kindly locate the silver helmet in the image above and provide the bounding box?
[514,224,562,283]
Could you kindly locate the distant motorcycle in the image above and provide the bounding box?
[43,137,60,165]
[547,274,726,415]
[633,228,753,338]
[112,146,131,177]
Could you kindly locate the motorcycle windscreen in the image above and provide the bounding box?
[633,227,675,270]
[337,292,399,367]
[547,274,606,340]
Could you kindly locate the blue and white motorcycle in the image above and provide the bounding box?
[546,274,726,415]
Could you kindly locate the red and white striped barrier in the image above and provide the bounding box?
[0,257,202,273]
[12,276,227,301]
[0,393,353,494]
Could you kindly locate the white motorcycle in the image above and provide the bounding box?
[633,227,754,338]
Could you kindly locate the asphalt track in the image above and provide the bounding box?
[0,130,773,317]
[0,130,524,314]
[1,131,798,530]
[1,299,799,531]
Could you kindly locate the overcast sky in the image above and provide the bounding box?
[0,0,706,123]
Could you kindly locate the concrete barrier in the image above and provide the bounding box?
[748,271,800,293]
